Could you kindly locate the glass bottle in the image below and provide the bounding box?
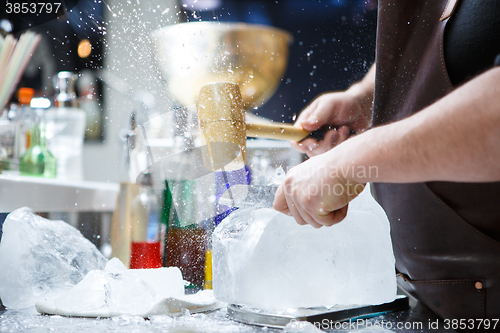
[0,105,16,171]
[160,107,214,290]
[129,172,162,269]
[18,88,35,158]
[162,178,209,291]
[19,106,57,178]
[44,72,86,180]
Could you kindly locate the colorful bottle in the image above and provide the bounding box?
[129,172,162,269]
[162,179,209,291]
[18,88,35,157]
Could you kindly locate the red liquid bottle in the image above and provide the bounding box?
[130,172,162,269]
[130,241,162,269]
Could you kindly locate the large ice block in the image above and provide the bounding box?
[0,207,107,309]
[212,185,396,310]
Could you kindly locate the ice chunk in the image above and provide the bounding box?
[0,207,107,309]
[35,258,221,317]
[218,167,283,209]
[127,266,185,301]
[268,166,286,186]
[35,258,188,317]
[212,184,396,310]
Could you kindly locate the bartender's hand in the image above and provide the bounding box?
[276,66,500,227]
[292,66,375,157]
[273,150,365,228]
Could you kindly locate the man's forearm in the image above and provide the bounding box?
[331,67,500,183]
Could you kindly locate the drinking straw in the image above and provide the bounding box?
[0,32,41,110]
[0,35,17,83]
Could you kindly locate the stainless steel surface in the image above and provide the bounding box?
[150,22,292,109]
[227,295,410,329]
[0,174,119,213]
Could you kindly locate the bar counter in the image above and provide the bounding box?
[0,291,456,333]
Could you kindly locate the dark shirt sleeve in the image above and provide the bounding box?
[444,0,500,86]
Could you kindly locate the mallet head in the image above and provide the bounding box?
[197,82,247,171]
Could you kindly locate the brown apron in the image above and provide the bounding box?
[372,0,500,322]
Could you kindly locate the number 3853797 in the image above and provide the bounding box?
[6,2,62,14]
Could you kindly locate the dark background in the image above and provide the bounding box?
[1,0,106,87]
[1,0,107,141]
[181,0,378,122]
[2,0,377,123]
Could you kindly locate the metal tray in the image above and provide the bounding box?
[227,295,409,329]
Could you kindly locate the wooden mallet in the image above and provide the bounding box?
[197,81,314,171]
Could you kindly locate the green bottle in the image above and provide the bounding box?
[162,179,208,291]
[19,109,57,178]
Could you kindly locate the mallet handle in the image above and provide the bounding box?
[246,123,310,141]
